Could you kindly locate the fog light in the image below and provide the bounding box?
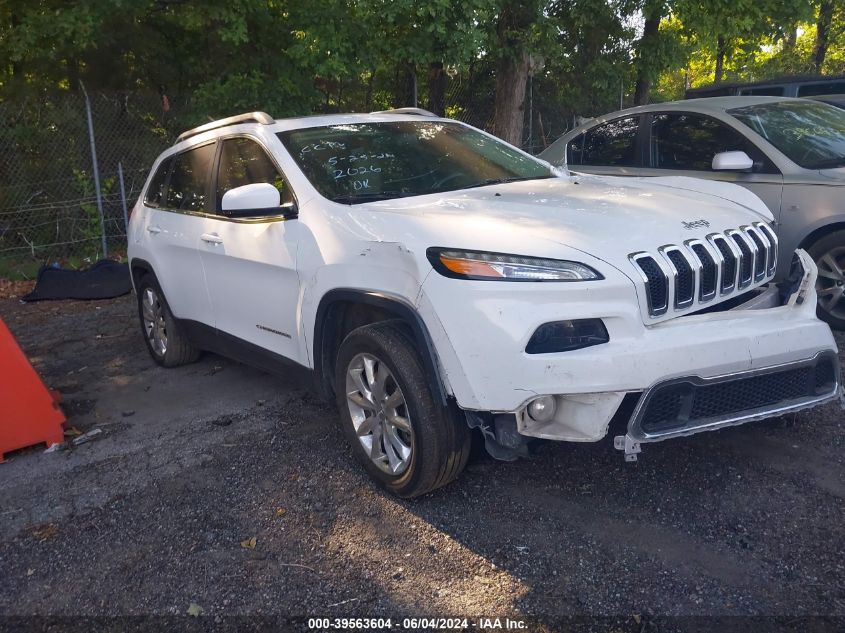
[527,395,557,423]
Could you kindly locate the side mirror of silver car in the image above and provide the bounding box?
[712,150,754,171]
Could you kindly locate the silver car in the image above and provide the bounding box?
[540,96,845,328]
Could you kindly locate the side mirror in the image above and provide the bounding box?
[712,151,754,171]
[221,183,297,219]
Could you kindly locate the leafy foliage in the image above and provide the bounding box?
[0,0,843,137]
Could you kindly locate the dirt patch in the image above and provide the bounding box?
[0,277,35,299]
[0,295,843,626]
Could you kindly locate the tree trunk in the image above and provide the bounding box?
[813,0,833,72]
[409,63,417,107]
[364,68,375,111]
[714,35,726,84]
[633,3,663,106]
[493,49,529,145]
[427,61,446,117]
[492,1,537,146]
[400,63,417,107]
[9,10,21,82]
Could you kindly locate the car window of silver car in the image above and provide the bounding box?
[649,113,776,173]
[568,116,640,167]
[729,100,845,170]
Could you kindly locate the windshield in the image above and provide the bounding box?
[277,121,553,204]
[728,100,845,170]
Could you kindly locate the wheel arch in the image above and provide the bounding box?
[313,289,448,405]
[129,257,156,291]
[799,220,845,252]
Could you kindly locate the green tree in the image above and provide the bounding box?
[674,0,815,84]
[812,0,845,72]
[490,0,544,145]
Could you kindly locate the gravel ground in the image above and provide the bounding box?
[0,294,843,631]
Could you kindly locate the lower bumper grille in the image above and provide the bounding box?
[630,352,839,439]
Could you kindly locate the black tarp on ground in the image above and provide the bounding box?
[22,259,132,302]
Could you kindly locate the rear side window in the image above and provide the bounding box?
[569,116,640,166]
[739,86,785,96]
[217,137,293,208]
[649,113,774,172]
[165,143,216,212]
[798,81,845,96]
[144,158,171,207]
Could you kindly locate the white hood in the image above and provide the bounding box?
[345,174,773,277]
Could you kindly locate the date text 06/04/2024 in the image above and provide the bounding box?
[306,617,528,630]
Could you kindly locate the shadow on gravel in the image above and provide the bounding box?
[0,296,842,624]
[398,407,845,621]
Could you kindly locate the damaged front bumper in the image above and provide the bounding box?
[613,350,841,461]
[612,250,841,461]
[451,250,841,461]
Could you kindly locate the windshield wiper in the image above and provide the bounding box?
[330,190,413,204]
[462,175,554,190]
[807,156,845,169]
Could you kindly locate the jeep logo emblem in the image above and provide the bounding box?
[682,219,710,230]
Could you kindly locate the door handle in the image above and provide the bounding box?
[147,225,162,234]
[201,233,223,244]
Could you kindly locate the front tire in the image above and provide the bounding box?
[809,230,845,330]
[136,274,201,367]
[335,321,470,498]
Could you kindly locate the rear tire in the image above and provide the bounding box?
[808,230,845,330]
[335,320,470,498]
[136,274,201,367]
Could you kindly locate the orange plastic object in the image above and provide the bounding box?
[0,318,65,462]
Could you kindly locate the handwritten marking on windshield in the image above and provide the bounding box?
[299,141,347,155]
[333,165,383,180]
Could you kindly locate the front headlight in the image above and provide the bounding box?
[426,248,603,281]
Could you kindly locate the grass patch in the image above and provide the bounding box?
[0,257,42,280]
[0,250,127,281]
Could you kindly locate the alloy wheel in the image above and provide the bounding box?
[141,287,168,357]
[345,352,413,475]
[815,246,845,320]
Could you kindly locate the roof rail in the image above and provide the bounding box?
[370,107,437,117]
[176,111,274,143]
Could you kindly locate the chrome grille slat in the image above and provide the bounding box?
[727,229,754,288]
[754,222,778,277]
[744,225,767,282]
[709,234,739,294]
[660,246,695,309]
[630,252,669,316]
[630,225,778,318]
[689,242,718,302]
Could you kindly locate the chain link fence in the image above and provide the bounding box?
[0,91,179,272]
[0,79,581,276]
[443,69,577,155]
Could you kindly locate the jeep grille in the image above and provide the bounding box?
[629,222,777,318]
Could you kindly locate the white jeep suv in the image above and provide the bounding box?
[128,109,840,498]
